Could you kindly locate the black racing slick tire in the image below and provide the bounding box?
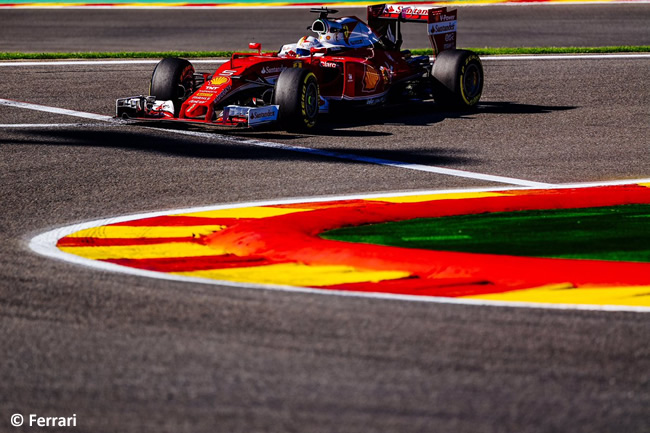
[273,68,319,130]
[150,57,195,116]
[432,49,483,109]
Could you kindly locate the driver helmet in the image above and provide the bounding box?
[296,36,321,56]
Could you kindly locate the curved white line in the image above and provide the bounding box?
[29,179,650,313]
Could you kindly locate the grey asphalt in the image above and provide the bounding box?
[1,5,650,433]
[1,4,650,52]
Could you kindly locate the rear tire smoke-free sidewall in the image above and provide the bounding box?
[432,49,483,109]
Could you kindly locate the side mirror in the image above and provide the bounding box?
[310,46,328,55]
[249,42,262,54]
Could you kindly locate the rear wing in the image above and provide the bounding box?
[367,4,457,55]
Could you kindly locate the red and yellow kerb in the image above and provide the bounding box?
[55,182,650,309]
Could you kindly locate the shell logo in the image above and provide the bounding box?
[210,76,229,86]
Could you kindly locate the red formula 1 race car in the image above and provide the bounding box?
[116,4,483,130]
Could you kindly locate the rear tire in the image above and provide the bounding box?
[273,68,319,130]
[432,49,483,109]
[150,57,195,116]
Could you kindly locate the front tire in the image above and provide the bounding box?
[150,57,195,116]
[432,49,483,109]
[273,68,319,130]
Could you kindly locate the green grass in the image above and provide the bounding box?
[1,46,648,60]
[321,205,650,263]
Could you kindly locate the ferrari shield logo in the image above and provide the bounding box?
[362,65,380,92]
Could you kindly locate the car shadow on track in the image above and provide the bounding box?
[1,101,573,167]
[2,127,475,167]
[241,100,577,139]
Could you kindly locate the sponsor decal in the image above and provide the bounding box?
[188,96,211,103]
[250,108,276,120]
[194,92,215,98]
[362,65,380,92]
[365,95,387,105]
[293,61,302,68]
[429,22,457,34]
[403,7,429,18]
[261,65,287,75]
[385,5,429,19]
[210,76,229,86]
[213,85,231,104]
[321,61,339,68]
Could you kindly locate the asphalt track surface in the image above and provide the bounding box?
[1,5,650,433]
[2,4,650,52]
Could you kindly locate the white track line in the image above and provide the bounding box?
[29,178,650,314]
[169,128,552,187]
[0,98,114,121]
[0,98,551,187]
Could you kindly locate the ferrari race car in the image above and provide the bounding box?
[116,4,484,130]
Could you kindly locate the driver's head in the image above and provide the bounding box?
[296,36,321,56]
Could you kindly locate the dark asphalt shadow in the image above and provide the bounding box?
[0,101,574,167]
[178,100,576,139]
[1,127,475,167]
[292,100,577,134]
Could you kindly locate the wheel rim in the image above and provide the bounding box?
[462,63,482,100]
[304,81,319,119]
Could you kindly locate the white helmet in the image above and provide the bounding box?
[296,36,321,56]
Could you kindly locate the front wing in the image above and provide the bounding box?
[116,96,280,129]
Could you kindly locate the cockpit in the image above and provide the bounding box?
[277,8,384,58]
[310,16,382,50]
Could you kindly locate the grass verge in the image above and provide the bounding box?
[1,46,649,60]
[321,205,650,263]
